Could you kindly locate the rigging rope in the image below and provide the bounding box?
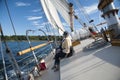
[0,28,8,80]
[73,0,88,26]
[0,25,22,80]
[51,0,84,28]
[75,0,98,31]
[39,1,57,45]
[4,0,17,36]
[41,0,63,46]
[4,0,23,54]
[48,23,58,48]
[45,23,56,48]
[43,0,64,33]
[76,0,91,23]
[54,0,85,28]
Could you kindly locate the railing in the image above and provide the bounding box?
[0,29,54,80]
[0,44,53,80]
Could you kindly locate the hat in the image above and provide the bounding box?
[63,31,69,36]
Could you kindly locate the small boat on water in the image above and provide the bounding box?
[0,0,120,80]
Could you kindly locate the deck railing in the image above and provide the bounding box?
[0,43,53,80]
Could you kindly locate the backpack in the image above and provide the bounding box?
[67,46,74,57]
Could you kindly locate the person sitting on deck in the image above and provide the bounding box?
[52,31,72,72]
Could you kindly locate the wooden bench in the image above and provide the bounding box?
[72,40,81,47]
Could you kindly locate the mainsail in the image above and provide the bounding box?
[41,0,90,40]
[50,0,74,31]
[50,0,70,26]
[40,0,65,35]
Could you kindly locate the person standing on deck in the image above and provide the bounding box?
[52,31,72,71]
[101,28,109,42]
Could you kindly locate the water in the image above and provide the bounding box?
[0,41,53,80]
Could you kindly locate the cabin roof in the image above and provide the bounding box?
[98,0,113,10]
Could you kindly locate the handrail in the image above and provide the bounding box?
[20,52,49,70]
[25,29,53,65]
[0,46,52,80]
[0,29,54,79]
[0,47,51,71]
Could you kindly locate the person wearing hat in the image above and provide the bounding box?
[52,31,72,71]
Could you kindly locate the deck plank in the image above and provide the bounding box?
[60,44,120,80]
[35,51,60,80]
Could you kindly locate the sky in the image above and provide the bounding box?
[0,0,120,36]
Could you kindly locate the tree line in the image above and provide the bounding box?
[1,35,62,41]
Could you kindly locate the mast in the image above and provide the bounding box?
[69,3,74,32]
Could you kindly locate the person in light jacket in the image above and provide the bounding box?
[52,31,72,71]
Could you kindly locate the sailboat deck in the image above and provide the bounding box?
[35,61,60,80]
[35,49,60,80]
[36,38,94,80]
[35,38,120,80]
[60,41,120,80]
[35,39,93,80]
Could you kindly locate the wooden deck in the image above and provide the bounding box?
[36,61,60,80]
[60,41,120,80]
[35,38,94,80]
[35,38,120,80]
[35,49,60,80]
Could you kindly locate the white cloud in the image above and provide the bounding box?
[75,3,98,15]
[84,3,98,14]
[27,16,42,20]
[39,22,50,26]
[32,21,40,26]
[32,21,49,27]
[15,2,30,7]
[32,9,41,12]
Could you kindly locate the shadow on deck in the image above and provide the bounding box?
[60,42,120,80]
[94,46,120,68]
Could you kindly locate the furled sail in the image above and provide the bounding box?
[40,0,64,35]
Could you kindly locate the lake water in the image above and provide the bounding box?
[0,41,53,79]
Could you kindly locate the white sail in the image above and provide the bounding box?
[40,0,64,35]
[50,0,71,27]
